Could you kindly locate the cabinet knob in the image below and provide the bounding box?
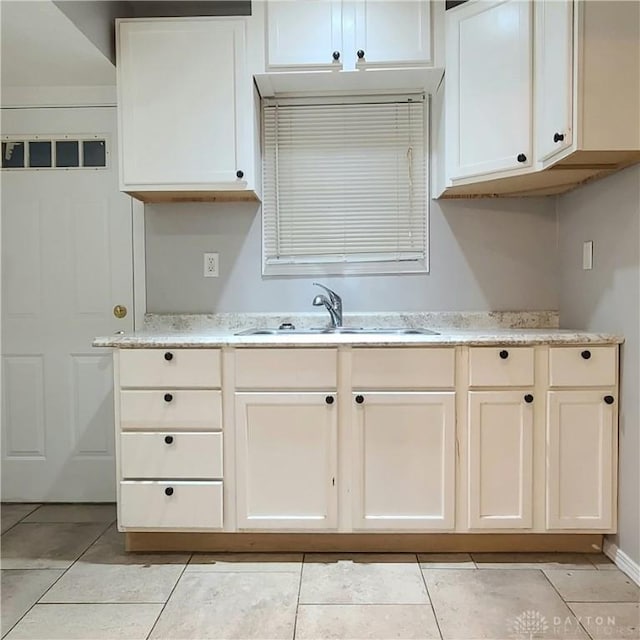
[164,487,174,496]
[332,50,340,61]
[164,393,173,403]
[164,435,174,444]
[499,350,509,360]
[236,170,244,179]
[357,49,365,59]
[524,394,534,404]
[581,350,592,360]
[517,153,527,163]
[553,132,565,143]
[164,352,173,361]
[355,394,364,404]
[604,395,615,405]
[325,395,334,405]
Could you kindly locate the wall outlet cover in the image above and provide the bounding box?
[204,252,219,277]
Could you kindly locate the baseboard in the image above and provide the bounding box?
[603,538,640,586]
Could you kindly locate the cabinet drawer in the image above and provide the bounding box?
[235,349,336,389]
[549,346,617,387]
[120,390,222,431]
[469,347,535,387]
[352,348,455,389]
[120,481,223,529]
[119,349,221,388]
[120,432,223,479]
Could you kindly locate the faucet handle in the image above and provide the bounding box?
[312,282,341,306]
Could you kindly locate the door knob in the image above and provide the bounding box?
[113,304,127,318]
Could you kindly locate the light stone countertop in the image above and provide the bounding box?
[93,312,623,348]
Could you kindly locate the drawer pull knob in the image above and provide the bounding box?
[517,153,527,163]
[355,395,364,404]
[357,49,365,59]
[604,395,614,405]
[164,435,174,444]
[524,394,534,404]
[164,487,174,496]
[325,395,334,405]
[164,352,173,361]
[581,350,592,360]
[164,393,173,403]
[499,350,509,359]
[332,50,340,61]
[553,132,565,143]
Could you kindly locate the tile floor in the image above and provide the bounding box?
[1,504,639,640]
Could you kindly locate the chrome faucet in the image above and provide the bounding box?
[312,283,343,328]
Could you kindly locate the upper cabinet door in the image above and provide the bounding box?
[535,0,574,164]
[266,0,344,70]
[446,0,533,180]
[118,19,249,189]
[353,0,433,67]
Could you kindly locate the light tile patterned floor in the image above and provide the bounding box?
[1,504,639,640]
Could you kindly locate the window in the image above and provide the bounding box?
[1,136,108,169]
[262,95,428,276]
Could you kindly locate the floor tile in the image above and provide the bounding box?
[149,571,299,639]
[79,524,190,565]
[425,569,589,639]
[418,553,475,569]
[188,552,303,573]
[588,554,620,570]
[472,552,596,570]
[0,523,106,569]
[299,554,428,605]
[1,569,64,636]
[22,504,116,524]
[295,604,441,639]
[568,602,640,639]
[4,603,163,639]
[544,569,640,602]
[1,504,40,534]
[40,562,184,603]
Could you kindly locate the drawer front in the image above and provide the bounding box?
[235,349,336,389]
[469,347,535,387]
[120,390,222,431]
[352,348,455,389]
[119,349,221,388]
[120,481,223,529]
[549,346,617,387]
[120,432,223,479]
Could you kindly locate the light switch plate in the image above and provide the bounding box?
[583,241,593,270]
[204,252,219,277]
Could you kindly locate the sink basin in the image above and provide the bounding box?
[235,327,439,336]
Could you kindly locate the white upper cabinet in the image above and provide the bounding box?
[535,0,573,164]
[445,0,532,181]
[117,18,259,202]
[265,0,436,72]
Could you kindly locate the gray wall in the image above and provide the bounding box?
[145,196,558,313]
[558,165,640,566]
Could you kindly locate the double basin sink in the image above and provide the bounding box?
[236,327,440,336]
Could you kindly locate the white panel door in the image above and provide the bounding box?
[235,392,338,530]
[1,107,134,501]
[266,0,344,69]
[468,391,533,529]
[353,0,432,67]
[446,0,532,180]
[352,392,455,530]
[547,391,616,530]
[535,0,573,163]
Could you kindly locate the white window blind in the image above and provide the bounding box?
[262,95,428,275]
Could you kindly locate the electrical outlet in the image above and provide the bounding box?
[583,241,593,270]
[204,252,219,277]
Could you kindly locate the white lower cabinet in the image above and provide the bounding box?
[547,390,617,530]
[468,391,533,529]
[352,392,455,530]
[235,392,338,530]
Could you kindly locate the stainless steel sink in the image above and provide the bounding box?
[235,327,439,336]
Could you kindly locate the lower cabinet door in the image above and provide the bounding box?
[547,391,616,530]
[119,481,223,530]
[352,392,456,530]
[468,391,534,529]
[235,392,338,530]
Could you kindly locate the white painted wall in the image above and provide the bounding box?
[558,165,640,567]
[144,197,559,313]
